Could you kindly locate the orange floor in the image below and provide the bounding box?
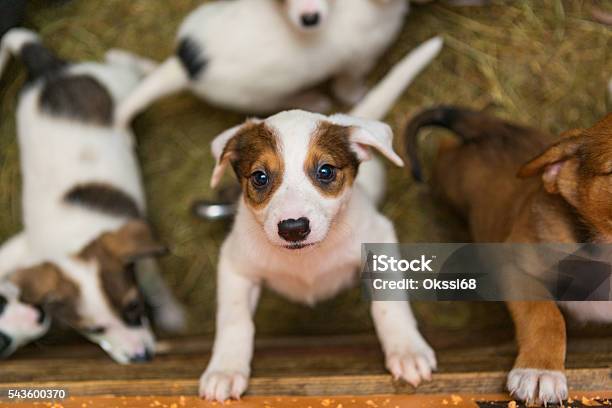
[1,393,611,408]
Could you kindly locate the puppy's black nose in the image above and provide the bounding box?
[0,332,12,356]
[278,218,310,242]
[129,348,153,363]
[301,13,320,27]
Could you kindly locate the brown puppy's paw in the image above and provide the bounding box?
[507,368,567,406]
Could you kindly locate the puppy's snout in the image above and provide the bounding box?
[0,332,12,355]
[278,218,311,242]
[129,348,153,363]
[300,12,320,27]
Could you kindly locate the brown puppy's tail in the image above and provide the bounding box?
[404,106,485,182]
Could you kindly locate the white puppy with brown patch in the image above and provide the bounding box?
[201,36,443,401]
[0,29,184,363]
[115,0,409,126]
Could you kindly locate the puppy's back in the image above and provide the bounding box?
[404,107,554,240]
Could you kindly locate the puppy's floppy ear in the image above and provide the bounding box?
[98,220,167,263]
[328,114,404,167]
[517,133,584,195]
[210,119,262,188]
[10,262,74,305]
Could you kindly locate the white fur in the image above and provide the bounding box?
[507,368,568,406]
[0,29,184,360]
[0,281,49,357]
[115,0,409,126]
[559,301,612,324]
[200,37,443,401]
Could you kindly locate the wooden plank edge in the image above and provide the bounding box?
[0,368,609,399]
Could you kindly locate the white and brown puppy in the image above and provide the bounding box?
[0,281,49,358]
[200,36,443,401]
[0,29,184,363]
[115,0,409,126]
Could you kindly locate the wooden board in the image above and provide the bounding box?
[0,394,611,408]
[0,335,610,398]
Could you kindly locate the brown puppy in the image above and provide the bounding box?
[405,107,612,405]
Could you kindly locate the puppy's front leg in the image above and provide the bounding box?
[199,254,260,402]
[368,217,436,386]
[506,301,568,406]
[371,301,437,387]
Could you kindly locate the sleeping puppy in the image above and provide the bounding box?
[115,0,409,126]
[0,28,185,362]
[200,36,443,402]
[405,107,612,405]
[0,281,49,358]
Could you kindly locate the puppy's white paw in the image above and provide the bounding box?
[385,344,437,387]
[507,368,568,406]
[199,370,249,402]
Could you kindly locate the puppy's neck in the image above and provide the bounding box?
[531,189,595,244]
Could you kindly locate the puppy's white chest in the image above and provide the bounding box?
[261,257,360,305]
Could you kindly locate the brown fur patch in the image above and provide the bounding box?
[79,240,143,327]
[221,122,284,209]
[305,121,359,197]
[40,74,113,126]
[517,114,612,240]
[11,263,80,326]
[78,221,165,327]
[405,107,609,373]
[507,301,566,370]
[64,183,141,219]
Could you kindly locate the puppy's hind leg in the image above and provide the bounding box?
[115,57,189,128]
[136,258,187,333]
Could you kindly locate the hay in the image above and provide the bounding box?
[0,0,610,337]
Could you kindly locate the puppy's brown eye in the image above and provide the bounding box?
[250,171,269,188]
[317,164,336,183]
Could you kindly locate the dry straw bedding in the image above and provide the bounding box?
[0,0,610,337]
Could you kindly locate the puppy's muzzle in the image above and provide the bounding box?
[129,348,153,363]
[278,217,311,242]
[300,13,320,27]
